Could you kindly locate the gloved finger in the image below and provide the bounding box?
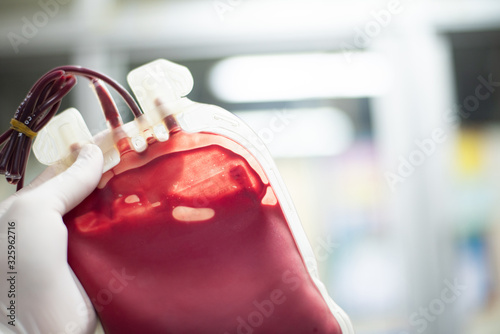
[21,128,109,194]
[22,161,67,192]
[0,137,108,216]
[27,129,110,191]
[34,143,104,215]
[0,160,70,216]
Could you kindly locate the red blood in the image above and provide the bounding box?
[64,129,342,334]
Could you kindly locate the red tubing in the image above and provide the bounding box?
[0,65,142,190]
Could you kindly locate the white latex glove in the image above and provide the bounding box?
[0,144,103,334]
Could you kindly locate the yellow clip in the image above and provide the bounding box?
[10,119,37,139]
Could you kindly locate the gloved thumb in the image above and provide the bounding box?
[35,143,104,215]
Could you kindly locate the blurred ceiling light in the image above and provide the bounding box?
[233,107,354,158]
[209,52,392,103]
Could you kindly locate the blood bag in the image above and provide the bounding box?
[33,59,354,334]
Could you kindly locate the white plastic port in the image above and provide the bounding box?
[33,108,120,172]
[127,59,194,124]
[33,108,93,165]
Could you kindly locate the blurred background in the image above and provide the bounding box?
[1,0,500,333]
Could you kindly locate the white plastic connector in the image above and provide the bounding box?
[33,108,121,172]
[127,59,194,125]
[33,108,92,166]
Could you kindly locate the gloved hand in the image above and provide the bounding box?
[0,144,103,334]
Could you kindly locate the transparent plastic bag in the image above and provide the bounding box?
[35,59,354,334]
